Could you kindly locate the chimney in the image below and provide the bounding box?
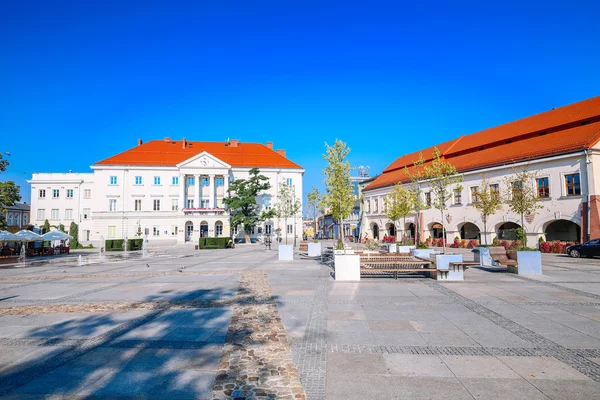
[230,139,239,148]
[276,149,286,157]
[266,141,273,149]
[182,137,187,149]
[164,137,170,142]
[138,138,143,146]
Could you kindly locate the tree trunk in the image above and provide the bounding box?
[245,232,251,244]
[483,217,487,245]
[441,209,446,254]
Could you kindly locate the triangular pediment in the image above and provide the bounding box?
[177,152,231,169]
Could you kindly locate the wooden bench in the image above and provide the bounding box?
[489,246,518,267]
[360,257,434,280]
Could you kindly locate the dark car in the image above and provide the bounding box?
[567,239,600,258]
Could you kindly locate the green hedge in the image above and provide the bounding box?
[199,237,230,249]
[105,239,125,251]
[127,238,144,251]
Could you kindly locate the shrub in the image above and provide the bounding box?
[467,239,478,249]
[382,235,395,243]
[515,228,526,242]
[199,237,230,249]
[127,238,144,251]
[492,237,501,246]
[106,239,125,251]
[460,239,469,248]
[364,240,380,251]
[452,237,460,248]
[417,242,429,249]
[539,241,552,253]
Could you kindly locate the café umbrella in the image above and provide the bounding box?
[0,230,19,241]
[42,231,72,241]
[14,230,43,242]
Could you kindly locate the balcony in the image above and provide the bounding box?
[182,207,227,216]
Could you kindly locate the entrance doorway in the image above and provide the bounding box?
[200,221,209,238]
[185,221,193,242]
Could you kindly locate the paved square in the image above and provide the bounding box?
[1,245,600,399]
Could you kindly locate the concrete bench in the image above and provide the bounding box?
[360,258,433,280]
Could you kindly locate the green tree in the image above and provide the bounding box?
[42,219,51,234]
[59,223,65,232]
[503,165,543,249]
[306,186,322,239]
[275,180,302,245]
[404,152,430,246]
[0,153,21,230]
[322,139,354,250]
[384,184,413,242]
[223,168,274,243]
[472,174,503,245]
[69,222,79,249]
[424,147,463,254]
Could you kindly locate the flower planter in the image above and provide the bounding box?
[278,244,294,261]
[308,242,322,257]
[514,251,542,275]
[387,244,397,253]
[475,247,494,267]
[398,245,416,254]
[431,254,464,281]
[334,254,360,281]
[413,249,439,259]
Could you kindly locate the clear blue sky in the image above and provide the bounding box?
[2,0,599,204]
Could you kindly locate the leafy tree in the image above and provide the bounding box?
[322,139,354,250]
[275,180,302,245]
[503,165,543,249]
[306,186,322,239]
[384,183,413,242]
[404,152,430,246]
[59,223,65,232]
[472,174,503,245]
[223,168,274,243]
[424,147,463,254]
[42,219,51,234]
[0,153,21,230]
[69,222,79,249]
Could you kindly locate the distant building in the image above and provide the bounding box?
[2,202,30,232]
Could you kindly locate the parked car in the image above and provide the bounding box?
[567,239,600,258]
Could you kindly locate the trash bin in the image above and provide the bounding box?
[195,245,199,250]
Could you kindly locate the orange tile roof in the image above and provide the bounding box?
[366,96,600,191]
[95,140,302,169]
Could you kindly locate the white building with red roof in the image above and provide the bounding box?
[28,139,304,246]
[362,96,600,247]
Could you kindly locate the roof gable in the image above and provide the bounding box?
[176,151,231,169]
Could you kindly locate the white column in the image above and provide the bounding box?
[179,174,186,210]
[223,173,229,205]
[209,174,215,208]
[194,174,201,208]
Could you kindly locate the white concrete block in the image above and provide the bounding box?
[334,254,360,281]
[278,244,294,261]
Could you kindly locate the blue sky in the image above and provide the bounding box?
[2,0,600,204]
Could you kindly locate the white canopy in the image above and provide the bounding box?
[14,230,43,242]
[0,230,19,241]
[42,231,72,241]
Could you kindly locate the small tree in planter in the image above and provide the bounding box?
[306,186,322,239]
[424,147,463,254]
[322,139,355,253]
[472,174,503,245]
[69,222,79,249]
[404,153,429,247]
[384,183,413,243]
[274,180,302,245]
[42,219,51,234]
[223,168,275,243]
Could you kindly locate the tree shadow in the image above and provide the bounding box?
[0,280,297,399]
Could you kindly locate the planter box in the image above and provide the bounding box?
[475,247,494,267]
[334,249,355,255]
[308,242,322,257]
[431,254,464,281]
[334,254,360,281]
[397,245,416,254]
[387,244,397,253]
[515,251,542,275]
[278,244,294,261]
[413,249,439,259]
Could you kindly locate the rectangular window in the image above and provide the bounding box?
[171,225,177,236]
[257,226,263,234]
[39,189,46,198]
[153,199,160,211]
[490,184,500,200]
[153,226,160,236]
[37,209,45,220]
[201,200,209,208]
[83,208,90,219]
[66,189,73,198]
[23,214,28,225]
[108,226,116,238]
[286,178,293,186]
[135,176,142,185]
[425,192,431,207]
[215,177,224,186]
[7,214,12,226]
[83,230,90,241]
[454,189,462,205]
[153,176,161,185]
[537,177,550,198]
[265,225,272,234]
[187,199,194,208]
[53,189,60,198]
[109,199,117,211]
[171,199,178,211]
[216,199,223,208]
[51,209,59,220]
[565,173,581,196]
[366,199,371,213]
[84,189,91,199]
[110,176,117,185]
[512,181,522,200]
[202,177,209,186]
[216,224,223,236]
[65,209,73,220]
[470,187,479,203]
[134,199,142,211]
[172,176,179,185]
[232,225,238,235]
[187,177,195,186]
[287,224,293,234]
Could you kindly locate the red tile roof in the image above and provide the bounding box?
[95,140,302,169]
[366,96,600,191]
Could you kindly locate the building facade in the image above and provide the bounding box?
[28,139,304,246]
[362,96,600,247]
[2,202,30,232]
